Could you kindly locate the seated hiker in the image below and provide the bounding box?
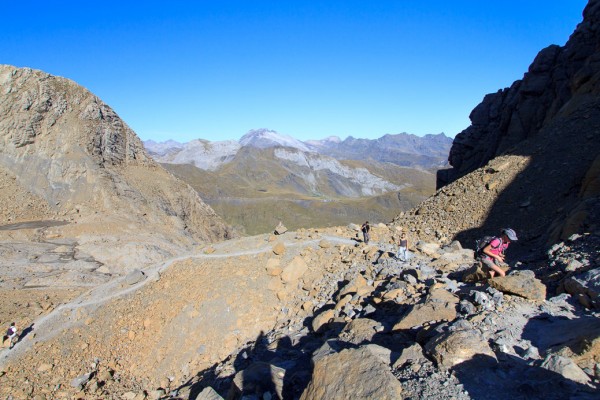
[479,228,518,278]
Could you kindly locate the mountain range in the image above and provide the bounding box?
[145,128,452,170]
[144,129,451,234]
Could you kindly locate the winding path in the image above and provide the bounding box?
[0,233,357,364]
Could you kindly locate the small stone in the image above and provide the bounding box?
[272,242,286,255]
[37,363,54,373]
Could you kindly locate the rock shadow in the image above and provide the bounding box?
[452,353,598,400]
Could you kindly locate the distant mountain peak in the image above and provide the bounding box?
[239,128,310,151]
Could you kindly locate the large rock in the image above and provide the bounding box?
[197,387,223,400]
[489,270,546,300]
[442,1,600,186]
[281,256,309,283]
[228,362,286,400]
[425,328,497,369]
[540,355,591,385]
[393,288,459,330]
[561,268,600,309]
[300,347,403,400]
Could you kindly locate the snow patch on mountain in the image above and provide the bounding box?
[274,148,402,196]
[144,139,184,156]
[161,139,241,171]
[240,128,310,152]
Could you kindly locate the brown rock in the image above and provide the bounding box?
[318,239,332,248]
[272,242,286,255]
[339,318,380,344]
[425,329,497,369]
[265,258,282,276]
[392,343,426,369]
[490,270,546,300]
[300,347,403,400]
[393,289,459,330]
[312,309,335,333]
[281,256,308,283]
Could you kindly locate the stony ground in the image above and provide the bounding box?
[1,222,598,399]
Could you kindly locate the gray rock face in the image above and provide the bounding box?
[540,354,591,385]
[228,362,286,400]
[196,387,224,400]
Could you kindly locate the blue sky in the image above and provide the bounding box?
[1,0,588,142]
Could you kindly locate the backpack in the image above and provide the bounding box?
[7,326,15,336]
[475,236,501,256]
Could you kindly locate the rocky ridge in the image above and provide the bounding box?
[443,0,600,185]
[0,64,233,262]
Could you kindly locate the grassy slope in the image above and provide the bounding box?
[163,149,437,235]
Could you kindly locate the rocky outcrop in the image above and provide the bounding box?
[0,65,233,261]
[441,0,600,186]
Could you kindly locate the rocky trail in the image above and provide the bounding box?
[0,232,355,363]
[1,223,598,399]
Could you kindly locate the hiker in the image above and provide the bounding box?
[361,221,370,244]
[396,232,411,261]
[480,228,518,278]
[6,322,17,349]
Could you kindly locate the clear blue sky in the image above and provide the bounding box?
[1,0,588,142]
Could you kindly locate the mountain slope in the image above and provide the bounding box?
[163,146,435,234]
[307,132,452,168]
[0,65,233,267]
[145,131,448,234]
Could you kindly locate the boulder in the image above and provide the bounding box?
[272,242,286,255]
[265,258,282,276]
[197,387,224,400]
[540,355,591,385]
[281,256,308,283]
[393,288,459,330]
[338,318,380,344]
[300,347,403,400]
[228,362,286,400]
[490,270,546,300]
[318,239,332,249]
[425,328,497,369]
[274,222,288,235]
[561,268,600,309]
[312,309,335,333]
[125,269,146,286]
[392,343,426,369]
[416,242,441,257]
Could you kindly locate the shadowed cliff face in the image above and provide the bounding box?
[420,0,600,249]
[440,0,600,187]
